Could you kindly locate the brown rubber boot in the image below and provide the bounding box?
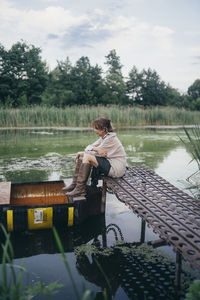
[66,163,91,197]
[62,159,82,192]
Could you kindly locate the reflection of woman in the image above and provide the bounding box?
[63,117,126,198]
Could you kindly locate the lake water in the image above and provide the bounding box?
[0,128,199,299]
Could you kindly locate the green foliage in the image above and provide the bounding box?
[43,50,132,106]
[185,280,200,300]
[105,49,123,75]
[1,41,200,109]
[0,225,63,299]
[53,227,81,300]
[0,225,99,300]
[188,79,200,100]
[104,50,130,105]
[53,227,105,300]
[183,126,200,169]
[180,126,200,198]
[0,41,48,107]
[126,66,176,106]
[43,56,106,106]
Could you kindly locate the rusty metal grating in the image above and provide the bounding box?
[118,252,178,299]
[104,166,200,270]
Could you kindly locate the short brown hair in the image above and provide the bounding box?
[92,117,113,132]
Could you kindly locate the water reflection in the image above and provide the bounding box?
[0,215,193,300]
[0,214,106,259]
[75,243,183,300]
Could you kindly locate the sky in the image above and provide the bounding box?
[0,0,199,93]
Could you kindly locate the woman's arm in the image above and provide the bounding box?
[85,138,101,151]
[92,147,107,157]
[74,151,84,163]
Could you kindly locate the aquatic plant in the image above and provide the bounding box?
[0,105,200,127]
[74,242,195,299]
[183,126,200,170]
[180,126,200,197]
[185,280,200,300]
[0,225,63,300]
[53,227,110,300]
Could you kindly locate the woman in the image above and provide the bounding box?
[63,117,126,198]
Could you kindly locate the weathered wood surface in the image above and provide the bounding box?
[0,182,11,205]
[104,165,200,270]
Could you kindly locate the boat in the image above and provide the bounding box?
[0,180,103,232]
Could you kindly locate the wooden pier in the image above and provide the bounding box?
[102,165,200,271]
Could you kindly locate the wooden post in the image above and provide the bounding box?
[101,179,107,213]
[140,219,146,243]
[174,251,182,289]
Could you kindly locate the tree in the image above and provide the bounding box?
[105,49,123,75]
[165,85,183,107]
[0,41,48,107]
[188,79,200,101]
[42,57,77,106]
[43,56,105,106]
[127,67,169,106]
[126,66,143,103]
[188,79,200,100]
[69,56,105,105]
[182,79,200,110]
[104,49,129,105]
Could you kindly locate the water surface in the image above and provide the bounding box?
[0,128,199,299]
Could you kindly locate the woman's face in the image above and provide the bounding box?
[93,127,106,137]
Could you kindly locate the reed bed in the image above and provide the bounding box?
[0,106,200,127]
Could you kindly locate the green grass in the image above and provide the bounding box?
[0,106,200,127]
[0,225,63,300]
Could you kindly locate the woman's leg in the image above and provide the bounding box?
[90,156,111,188]
[82,153,98,167]
[62,158,82,192]
[66,153,98,197]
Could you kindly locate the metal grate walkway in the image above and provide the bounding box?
[103,165,200,270]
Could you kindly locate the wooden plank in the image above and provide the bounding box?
[0,182,11,205]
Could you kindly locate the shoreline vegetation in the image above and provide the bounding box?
[0,105,200,128]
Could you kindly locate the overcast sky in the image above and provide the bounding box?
[0,0,199,93]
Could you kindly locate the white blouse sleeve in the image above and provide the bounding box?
[84,138,101,151]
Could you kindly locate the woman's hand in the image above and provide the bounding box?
[93,147,107,157]
[74,151,84,163]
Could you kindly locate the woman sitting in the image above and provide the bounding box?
[63,117,126,198]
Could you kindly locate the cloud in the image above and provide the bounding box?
[0,2,88,47]
[47,33,59,39]
[42,0,60,2]
[191,55,200,65]
[0,1,175,53]
[190,46,200,54]
[151,26,174,50]
[1,0,198,92]
[62,23,111,48]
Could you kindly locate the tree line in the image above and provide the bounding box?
[0,41,200,109]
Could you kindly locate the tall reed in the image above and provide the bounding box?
[181,126,200,197]
[0,225,63,299]
[0,106,200,127]
[183,126,200,170]
[0,225,100,300]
